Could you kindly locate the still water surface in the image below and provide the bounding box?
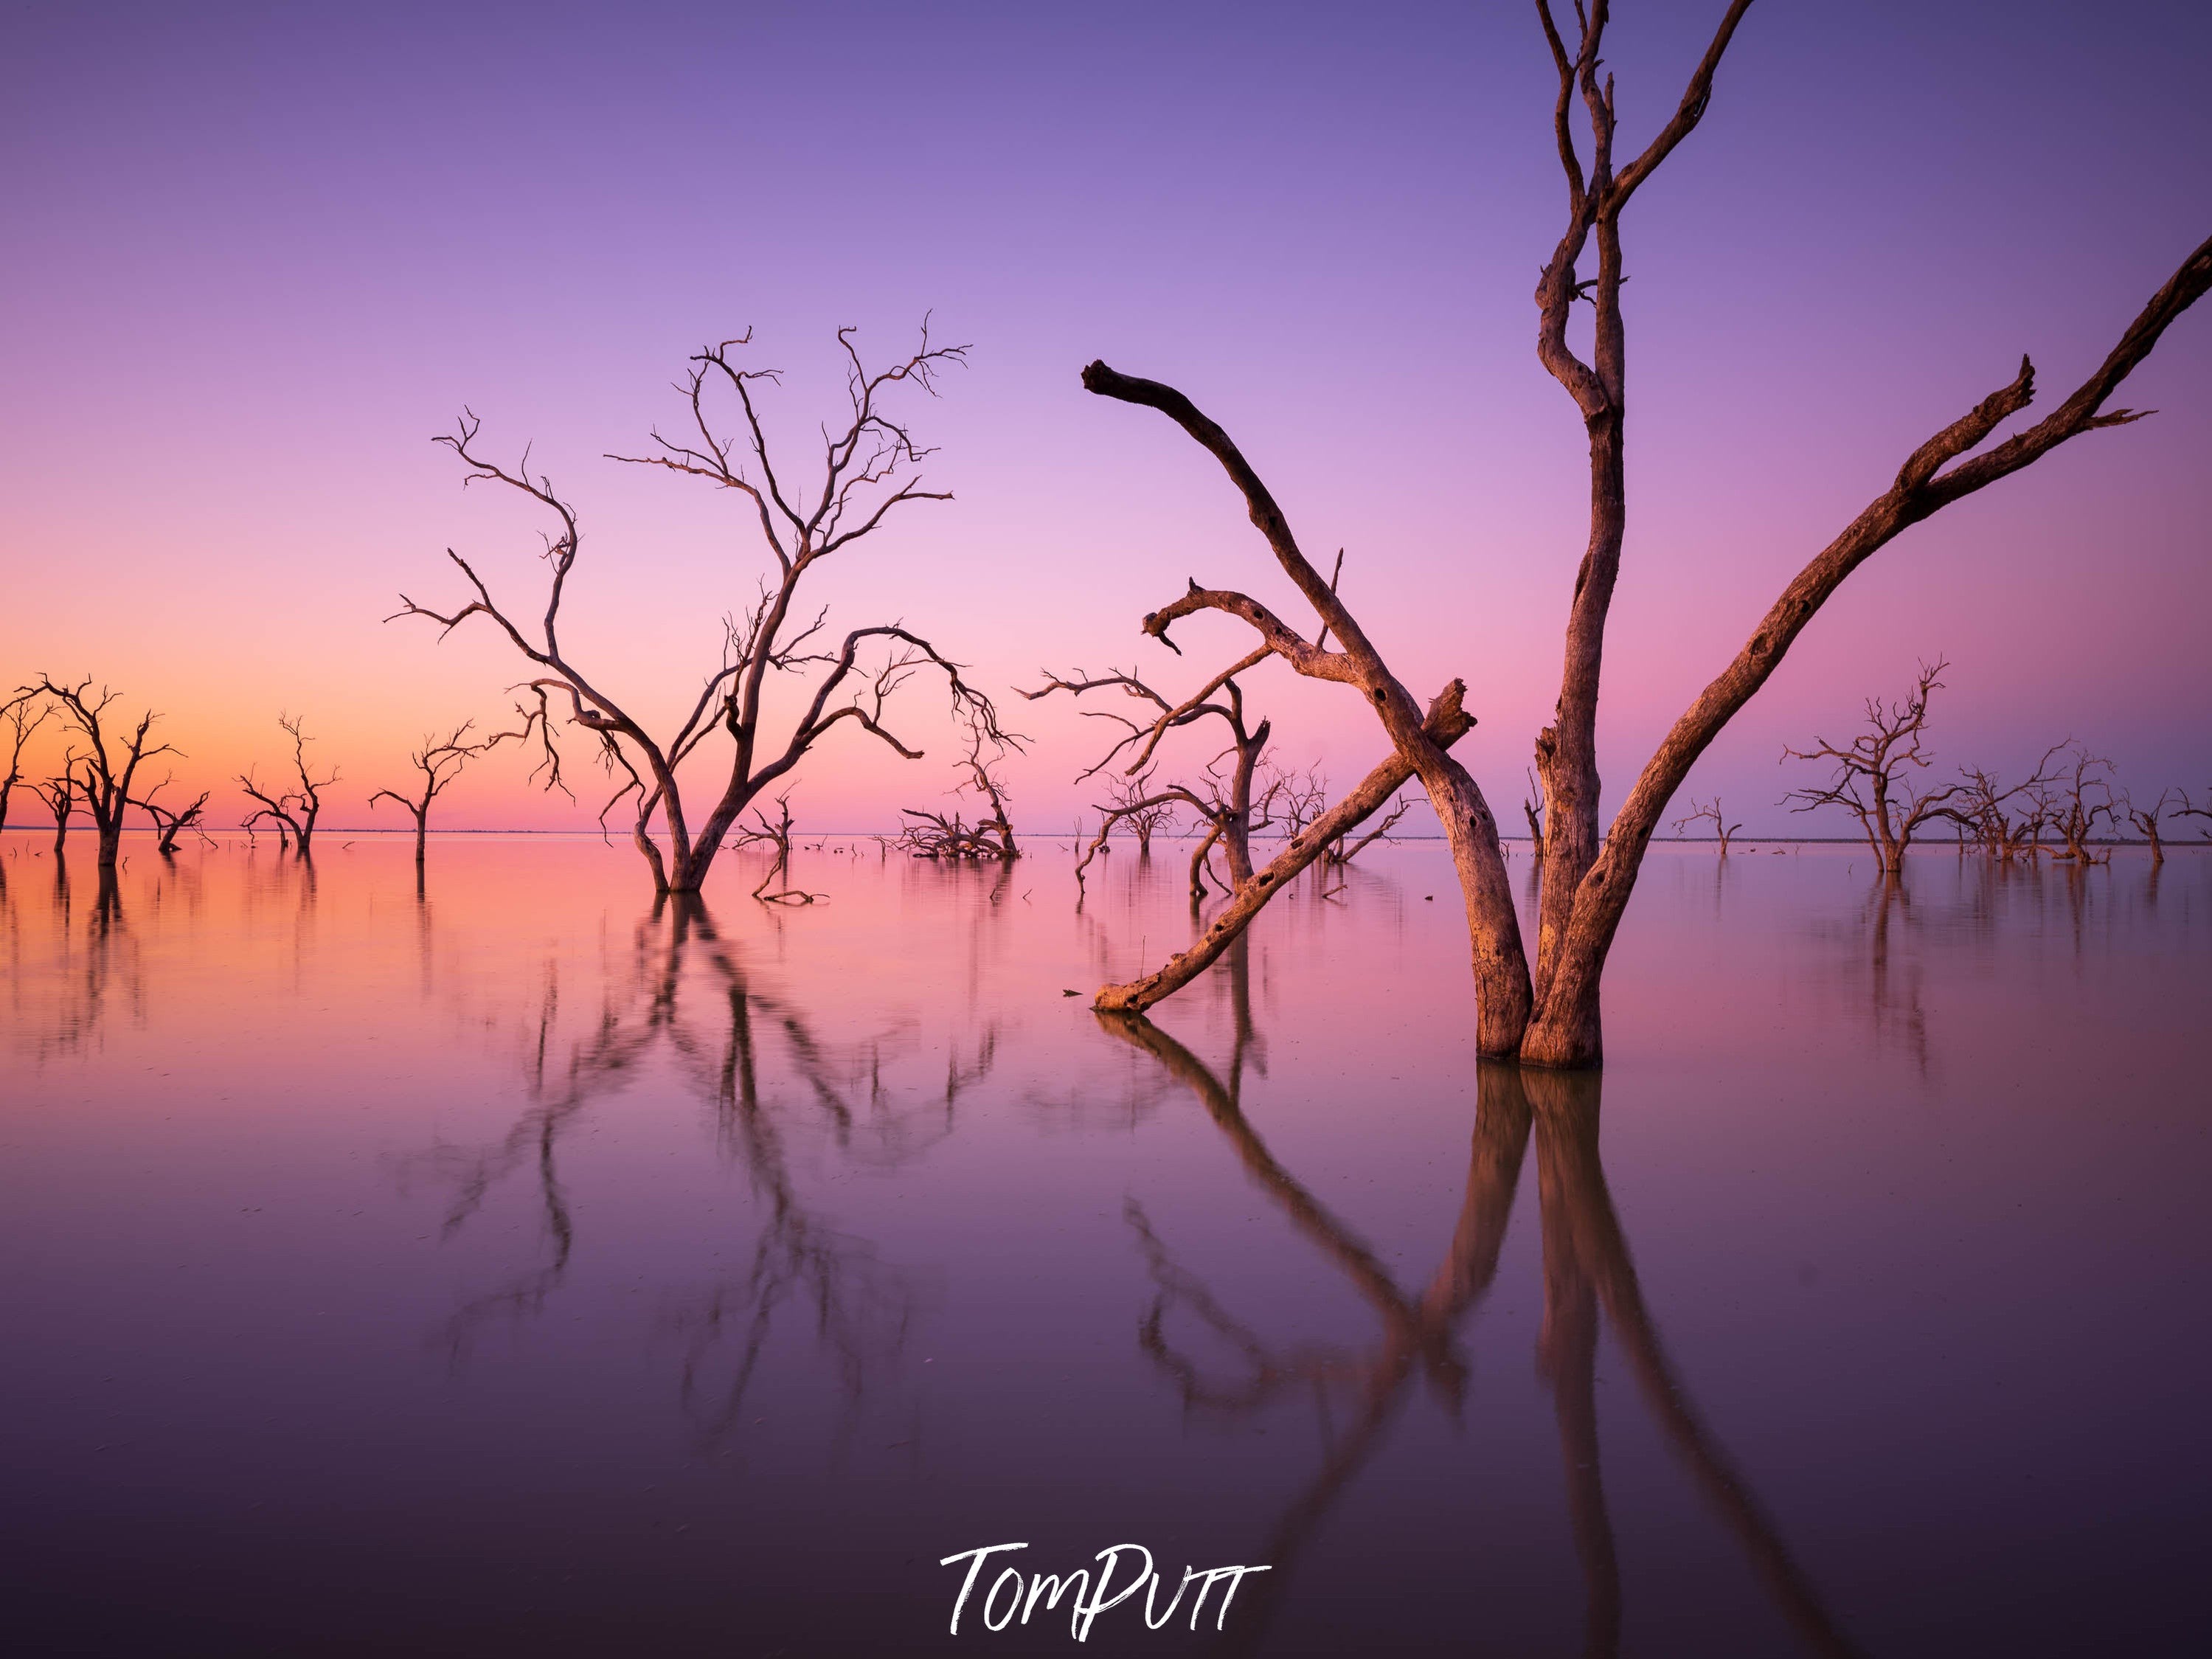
[1,832,2207,1655]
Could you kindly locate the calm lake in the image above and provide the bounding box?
[1,831,2206,1656]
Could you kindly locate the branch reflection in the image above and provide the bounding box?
[1102,1005,1861,1658]
[412,893,982,1449]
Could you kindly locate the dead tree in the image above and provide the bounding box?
[2122,789,2180,865]
[1023,652,1275,887]
[732,792,827,901]
[2176,789,2212,842]
[1255,758,1328,844]
[35,767,80,855]
[909,708,1020,861]
[1779,660,1960,873]
[391,325,1005,896]
[898,808,1010,862]
[1081,3,2210,1065]
[24,677,175,869]
[1325,792,1416,867]
[368,701,551,861]
[2045,742,2118,864]
[1952,749,2065,859]
[133,777,213,854]
[237,713,336,855]
[1522,766,1545,863]
[1,691,52,834]
[1103,767,1180,856]
[1671,797,1742,854]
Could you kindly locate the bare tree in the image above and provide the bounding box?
[2121,788,2180,865]
[729,793,830,901]
[899,708,1022,863]
[1779,660,1960,873]
[132,776,213,854]
[1326,792,1417,867]
[391,325,1005,896]
[1024,651,1276,887]
[2176,789,2212,842]
[1671,797,1742,855]
[1522,766,1545,865]
[237,713,336,855]
[35,766,80,855]
[1255,758,1328,844]
[22,677,175,870]
[1952,749,2065,859]
[2044,741,2118,864]
[1078,4,2210,1065]
[1103,767,1180,856]
[369,701,552,862]
[1,691,52,833]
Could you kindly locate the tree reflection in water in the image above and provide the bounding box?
[3,848,143,1065]
[412,893,987,1450]
[1103,993,1862,1658]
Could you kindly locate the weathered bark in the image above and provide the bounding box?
[1527,0,1757,1015]
[1081,364,1533,1054]
[1514,212,2212,1064]
[1084,7,2208,1066]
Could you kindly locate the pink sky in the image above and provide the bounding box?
[4,1,2208,836]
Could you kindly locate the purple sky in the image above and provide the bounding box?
[4,0,2208,834]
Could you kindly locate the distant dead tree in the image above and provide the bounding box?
[1103,767,1180,856]
[369,701,552,862]
[898,807,1012,863]
[237,713,336,855]
[1325,792,1418,867]
[2121,788,2180,865]
[900,709,1021,862]
[1952,749,2065,859]
[1256,758,1328,844]
[23,677,175,870]
[2,691,53,832]
[1078,3,2209,1065]
[132,777,213,854]
[1672,797,1742,855]
[1023,650,1276,893]
[2043,742,2118,864]
[35,767,80,854]
[1779,660,1960,873]
[1522,766,1545,864]
[392,324,1005,896]
[732,792,825,900]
